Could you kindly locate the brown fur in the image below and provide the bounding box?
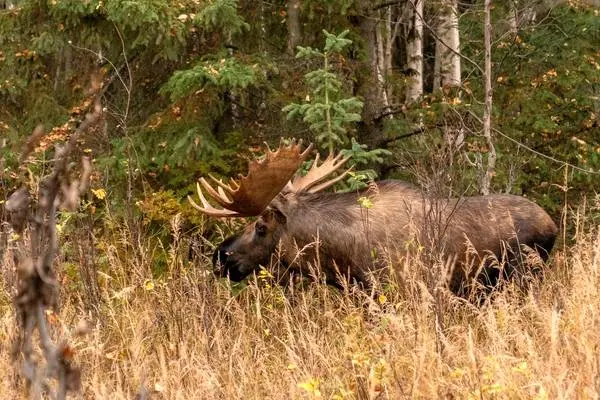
[213,180,558,293]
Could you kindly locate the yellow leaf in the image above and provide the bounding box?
[297,378,321,396]
[512,360,529,374]
[482,383,504,394]
[92,188,106,200]
[358,196,374,209]
[535,385,548,400]
[258,267,273,279]
[144,279,155,291]
[351,352,370,368]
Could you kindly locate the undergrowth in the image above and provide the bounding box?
[1,202,599,399]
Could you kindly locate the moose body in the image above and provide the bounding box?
[191,141,558,293]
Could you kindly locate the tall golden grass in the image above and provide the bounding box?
[1,202,599,399]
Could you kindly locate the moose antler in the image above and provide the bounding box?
[289,151,351,194]
[189,139,313,217]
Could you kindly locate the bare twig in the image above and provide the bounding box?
[467,110,600,175]
[7,95,103,399]
[372,0,403,11]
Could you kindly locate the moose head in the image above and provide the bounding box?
[189,140,350,282]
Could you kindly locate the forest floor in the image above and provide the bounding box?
[1,207,599,399]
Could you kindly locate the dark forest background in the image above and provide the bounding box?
[1,0,598,236]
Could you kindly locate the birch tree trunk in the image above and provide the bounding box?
[286,0,301,56]
[507,0,518,35]
[384,6,393,74]
[1,0,16,8]
[375,10,391,115]
[405,0,424,103]
[480,0,496,195]
[433,0,461,89]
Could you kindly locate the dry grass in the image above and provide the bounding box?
[1,209,599,399]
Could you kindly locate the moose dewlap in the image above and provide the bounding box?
[189,140,558,294]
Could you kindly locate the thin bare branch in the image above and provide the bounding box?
[467,110,600,175]
[9,94,102,399]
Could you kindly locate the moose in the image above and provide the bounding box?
[189,140,558,294]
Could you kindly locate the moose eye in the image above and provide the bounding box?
[255,223,267,237]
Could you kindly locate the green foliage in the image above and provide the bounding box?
[0,0,255,206]
[283,30,363,153]
[490,5,600,203]
[323,29,353,53]
[387,4,599,209]
[195,0,249,37]
[102,119,231,196]
[160,56,257,101]
[340,139,392,191]
[1,0,597,227]
[43,0,192,60]
[137,190,185,224]
[284,30,391,190]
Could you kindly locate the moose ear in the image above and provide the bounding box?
[267,196,289,224]
[272,208,287,224]
[263,205,287,225]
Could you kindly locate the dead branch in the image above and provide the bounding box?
[5,97,102,399]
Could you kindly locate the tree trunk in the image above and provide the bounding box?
[354,3,386,149]
[0,0,16,9]
[375,11,391,115]
[286,0,302,56]
[480,0,496,195]
[405,0,424,103]
[433,0,461,89]
[384,6,393,74]
[507,0,518,35]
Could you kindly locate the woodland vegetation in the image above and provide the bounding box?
[0,0,599,398]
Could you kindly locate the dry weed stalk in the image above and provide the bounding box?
[5,99,102,399]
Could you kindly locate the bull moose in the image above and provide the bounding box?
[189,140,558,294]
